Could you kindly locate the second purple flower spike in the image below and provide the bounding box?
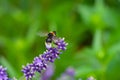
[0,66,9,80]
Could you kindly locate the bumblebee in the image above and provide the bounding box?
[45,31,56,49]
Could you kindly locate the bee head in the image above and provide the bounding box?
[48,31,56,37]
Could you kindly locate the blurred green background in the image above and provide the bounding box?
[0,0,120,80]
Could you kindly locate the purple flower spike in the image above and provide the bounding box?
[22,64,35,80]
[57,67,75,80]
[22,37,68,80]
[42,48,60,62]
[66,67,75,77]
[33,56,47,72]
[41,64,54,80]
[55,38,68,50]
[0,66,9,80]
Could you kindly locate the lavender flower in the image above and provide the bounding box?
[32,56,47,72]
[55,38,68,50]
[22,64,35,80]
[0,66,9,80]
[41,64,54,80]
[42,48,60,62]
[66,67,75,77]
[57,67,75,80]
[22,37,68,80]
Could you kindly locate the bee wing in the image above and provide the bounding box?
[52,36,59,43]
[36,31,48,37]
